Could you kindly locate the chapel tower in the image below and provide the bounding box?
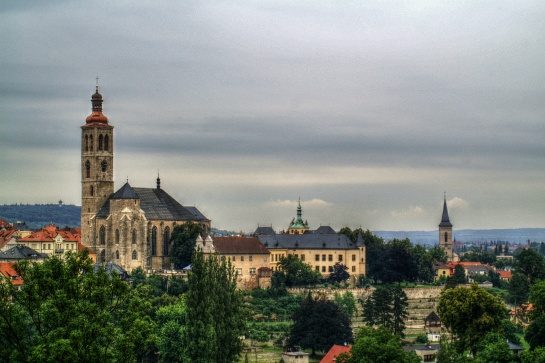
[438,194,453,261]
[81,79,114,247]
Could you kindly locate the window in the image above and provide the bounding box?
[338,255,343,262]
[101,160,107,172]
[294,254,298,259]
[100,250,105,262]
[163,227,170,255]
[115,229,119,244]
[249,268,256,275]
[132,229,136,244]
[85,160,90,178]
[90,185,94,196]
[322,254,326,261]
[89,135,93,151]
[328,254,333,261]
[151,227,157,256]
[352,254,356,262]
[85,135,89,151]
[104,134,109,151]
[263,256,267,262]
[98,134,103,151]
[444,232,448,243]
[240,256,244,262]
[236,268,242,276]
[301,254,305,262]
[232,256,236,262]
[315,266,320,271]
[352,266,356,272]
[99,226,105,245]
[322,266,326,272]
[249,256,253,262]
[115,250,119,259]
[132,251,137,260]
[329,266,334,272]
[315,255,320,261]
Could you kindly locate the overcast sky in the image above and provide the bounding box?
[1,1,544,232]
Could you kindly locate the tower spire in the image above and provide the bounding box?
[86,78,108,124]
[439,194,452,227]
[156,170,161,189]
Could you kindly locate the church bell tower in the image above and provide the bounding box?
[81,78,114,248]
[438,194,453,262]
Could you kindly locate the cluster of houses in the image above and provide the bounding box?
[433,261,512,284]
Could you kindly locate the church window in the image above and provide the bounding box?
[101,160,107,172]
[90,185,94,196]
[85,161,90,178]
[163,227,170,255]
[99,226,106,245]
[132,229,136,245]
[104,134,109,151]
[115,229,119,244]
[85,135,89,151]
[115,250,119,259]
[98,134,103,151]
[100,250,105,262]
[132,250,137,260]
[444,232,448,243]
[89,135,93,151]
[151,227,157,256]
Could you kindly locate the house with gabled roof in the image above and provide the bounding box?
[16,225,79,259]
[0,262,23,288]
[320,344,351,363]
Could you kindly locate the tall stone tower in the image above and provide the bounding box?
[81,79,114,248]
[438,195,453,261]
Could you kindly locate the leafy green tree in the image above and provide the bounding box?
[508,272,529,306]
[275,254,320,287]
[0,250,157,363]
[453,264,467,284]
[502,319,522,345]
[329,262,350,283]
[156,299,188,363]
[514,248,545,284]
[520,346,545,363]
[186,250,245,363]
[437,284,506,356]
[525,280,545,350]
[474,333,515,363]
[288,294,352,356]
[362,285,408,337]
[333,291,357,317]
[412,244,446,283]
[382,240,418,283]
[346,326,420,363]
[170,222,203,269]
[461,251,496,264]
[436,337,473,363]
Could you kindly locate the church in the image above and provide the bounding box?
[80,82,210,272]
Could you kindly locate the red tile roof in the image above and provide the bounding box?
[0,262,23,286]
[212,236,270,255]
[320,345,351,363]
[17,225,80,243]
[498,270,512,279]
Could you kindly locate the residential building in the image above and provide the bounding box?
[0,245,48,263]
[16,225,79,259]
[320,344,351,363]
[80,82,210,272]
[0,262,23,288]
[433,262,451,282]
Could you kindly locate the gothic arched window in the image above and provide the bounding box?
[132,250,137,260]
[101,160,107,172]
[132,229,137,245]
[89,135,93,151]
[444,232,448,243]
[104,134,109,152]
[85,160,90,178]
[100,249,105,262]
[151,227,157,256]
[115,250,120,259]
[163,227,170,255]
[90,185,94,196]
[98,134,103,151]
[115,229,119,244]
[85,135,89,151]
[99,226,106,245]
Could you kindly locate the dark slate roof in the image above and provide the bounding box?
[97,186,208,222]
[213,237,270,255]
[439,198,452,227]
[254,226,276,236]
[111,182,139,199]
[0,245,49,260]
[356,231,366,247]
[258,233,357,250]
[93,262,128,278]
[424,311,441,323]
[312,226,336,234]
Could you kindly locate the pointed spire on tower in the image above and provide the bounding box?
[156,170,161,189]
[86,77,108,124]
[439,194,452,227]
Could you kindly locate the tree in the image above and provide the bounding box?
[275,255,320,287]
[525,280,545,350]
[514,248,545,284]
[435,338,473,363]
[474,333,515,363]
[170,222,203,269]
[508,272,530,306]
[288,294,352,356]
[520,346,545,363]
[156,299,188,363]
[333,291,357,317]
[437,283,506,356]
[186,250,245,363]
[329,262,350,284]
[346,326,420,363]
[0,250,157,363]
[382,240,418,283]
[362,285,408,337]
[453,264,467,284]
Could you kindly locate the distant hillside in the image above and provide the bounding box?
[0,204,81,230]
[374,229,545,245]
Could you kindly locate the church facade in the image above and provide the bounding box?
[80,83,210,272]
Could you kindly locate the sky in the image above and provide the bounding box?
[1,1,544,232]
